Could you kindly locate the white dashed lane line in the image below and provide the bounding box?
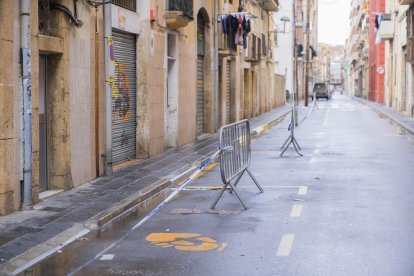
[99,254,114,261]
[298,186,308,195]
[290,205,303,217]
[277,234,295,257]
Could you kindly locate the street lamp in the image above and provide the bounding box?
[280,16,290,33]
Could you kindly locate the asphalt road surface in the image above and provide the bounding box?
[27,94,414,276]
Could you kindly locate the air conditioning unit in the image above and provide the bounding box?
[380,17,394,40]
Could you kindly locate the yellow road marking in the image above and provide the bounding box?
[217,242,228,252]
[146,233,226,252]
[177,163,217,186]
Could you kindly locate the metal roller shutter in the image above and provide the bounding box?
[196,56,204,136]
[226,60,231,124]
[112,29,137,164]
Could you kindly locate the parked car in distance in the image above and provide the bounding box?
[312,82,330,100]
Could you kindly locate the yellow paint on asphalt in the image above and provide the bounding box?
[146,233,226,252]
[217,242,228,252]
[276,234,295,257]
[177,163,217,186]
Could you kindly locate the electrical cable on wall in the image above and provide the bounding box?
[50,0,83,27]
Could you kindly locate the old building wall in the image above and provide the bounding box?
[275,74,286,107]
[178,39,197,145]
[149,30,165,156]
[69,4,105,186]
[0,0,21,215]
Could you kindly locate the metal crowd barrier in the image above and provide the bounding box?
[280,105,303,157]
[211,119,264,210]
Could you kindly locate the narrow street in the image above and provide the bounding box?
[28,94,414,276]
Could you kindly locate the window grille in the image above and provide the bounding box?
[38,0,51,35]
[167,0,193,18]
[112,0,136,12]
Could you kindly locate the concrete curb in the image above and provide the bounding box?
[250,110,290,138]
[353,97,414,135]
[1,224,90,275]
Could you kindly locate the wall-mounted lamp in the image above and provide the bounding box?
[280,16,290,33]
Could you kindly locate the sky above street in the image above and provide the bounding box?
[318,0,351,45]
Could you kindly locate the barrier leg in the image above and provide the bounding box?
[280,134,291,150]
[228,182,248,210]
[293,137,302,150]
[280,139,292,157]
[211,183,229,209]
[292,139,303,156]
[247,169,264,193]
[231,170,246,190]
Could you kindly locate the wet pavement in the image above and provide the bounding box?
[19,94,414,275]
[0,104,291,275]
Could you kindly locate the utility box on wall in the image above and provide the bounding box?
[380,16,394,41]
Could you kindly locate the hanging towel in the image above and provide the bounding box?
[235,15,244,45]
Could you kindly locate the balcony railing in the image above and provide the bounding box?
[112,0,136,12]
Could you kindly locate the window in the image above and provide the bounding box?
[38,0,51,35]
[262,34,267,57]
[112,0,136,12]
[167,0,193,18]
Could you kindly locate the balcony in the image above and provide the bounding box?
[164,0,193,30]
[399,0,414,5]
[258,0,279,12]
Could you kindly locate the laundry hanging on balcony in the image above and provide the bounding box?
[220,13,251,49]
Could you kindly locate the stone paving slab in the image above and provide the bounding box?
[0,104,290,272]
[353,97,414,135]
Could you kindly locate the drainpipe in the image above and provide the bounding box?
[214,0,219,131]
[21,0,32,206]
[104,3,113,176]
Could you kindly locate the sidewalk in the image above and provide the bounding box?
[353,97,414,135]
[0,104,291,274]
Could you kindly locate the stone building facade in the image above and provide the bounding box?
[346,0,414,118]
[0,0,284,215]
